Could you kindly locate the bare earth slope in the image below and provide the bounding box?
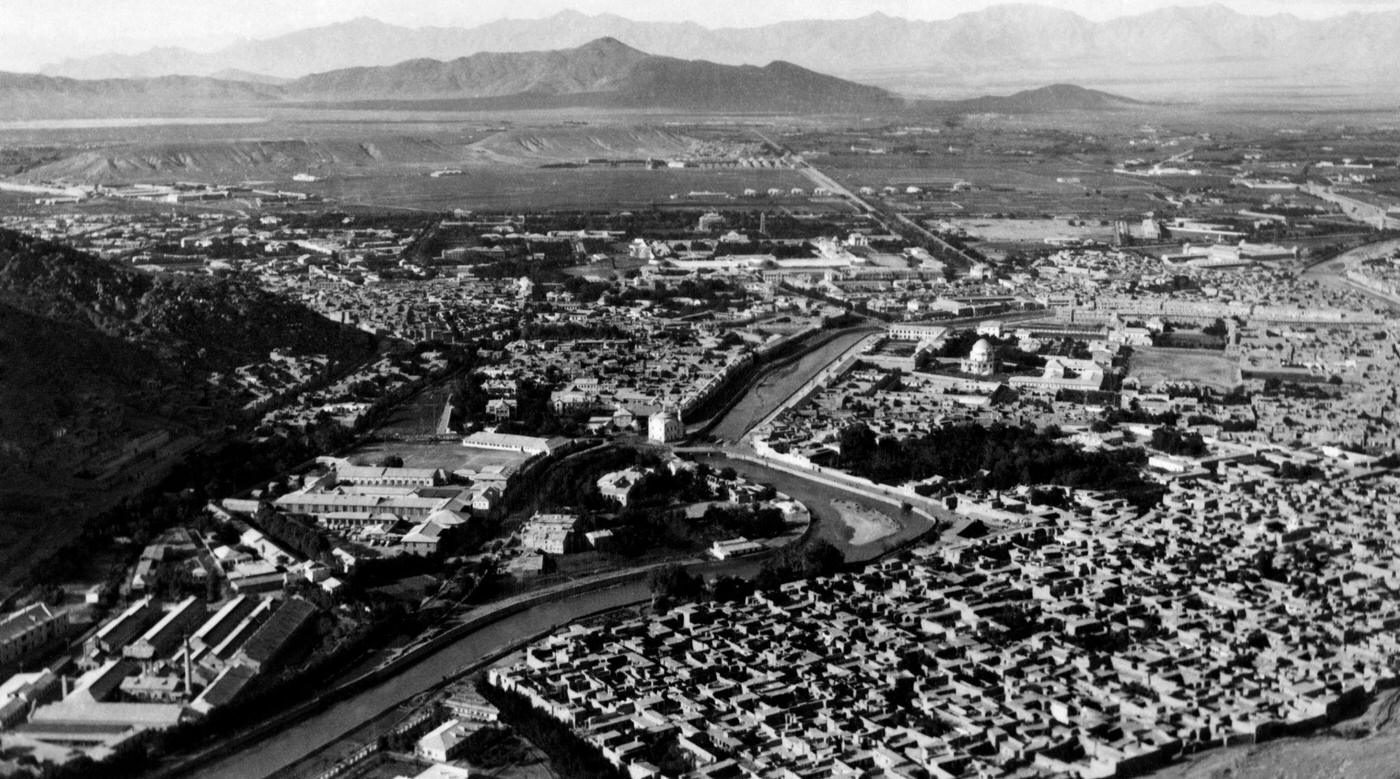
[14,137,460,183]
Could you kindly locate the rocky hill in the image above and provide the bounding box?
[14,137,459,183]
[937,84,1142,114]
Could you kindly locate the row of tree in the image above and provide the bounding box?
[839,422,1149,493]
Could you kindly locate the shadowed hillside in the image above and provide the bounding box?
[0,229,374,474]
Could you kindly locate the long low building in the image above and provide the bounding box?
[0,603,68,666]
[232,598,317,673]
[886,323,950,343]
[335,464,447,487]
[461,431,568,455]
[189,595,259,654]
[124,597,206,661]
[86,598,158,659]
[274,488,465,524]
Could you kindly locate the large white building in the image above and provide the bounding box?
[648,410,684,443]
[461,431,566,455]
[886,323,949,343]
[519,513,581,555]
[417,718,472,763]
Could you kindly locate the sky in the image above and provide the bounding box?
[2,0,1399,71]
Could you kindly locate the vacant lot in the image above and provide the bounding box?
[1128,347,1241,391]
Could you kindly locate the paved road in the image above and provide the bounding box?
[751,128,978,266]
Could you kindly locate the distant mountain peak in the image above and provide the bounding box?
[577,36,641,54]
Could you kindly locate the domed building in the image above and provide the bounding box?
[960,338,999,376]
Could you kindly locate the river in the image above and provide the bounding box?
[196,327,909,777]
[196,551,771,779]
[196,582,649,779]
[707,329,874,443]
[695,452,943,562]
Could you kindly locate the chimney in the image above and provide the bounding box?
[183,634,193,696]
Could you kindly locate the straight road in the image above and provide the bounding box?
[752,128,979,266]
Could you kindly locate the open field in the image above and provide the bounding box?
[299,167,812,211]
[821,157,1164,220]
[1128,347,1241,392]
[347,439,528,473]
[948,216,1117,243]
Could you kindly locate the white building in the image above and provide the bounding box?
[417,718,472,763]
[648,410,684,443]
[960,338,999,376]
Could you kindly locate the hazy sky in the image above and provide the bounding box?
[3,0,1399,71]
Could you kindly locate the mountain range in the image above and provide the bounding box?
[279,38,898,113]
[0,38,901,118]
[0,36,1146,121]
[33,5,1400,92]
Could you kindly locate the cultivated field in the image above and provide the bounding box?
[948,216,1116,243]
[822,155,1163,221]
[1128,347,1241,392]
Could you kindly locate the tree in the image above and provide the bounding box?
[649,563,700,607]
[838,422,877,465]
[802,539,845,578]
